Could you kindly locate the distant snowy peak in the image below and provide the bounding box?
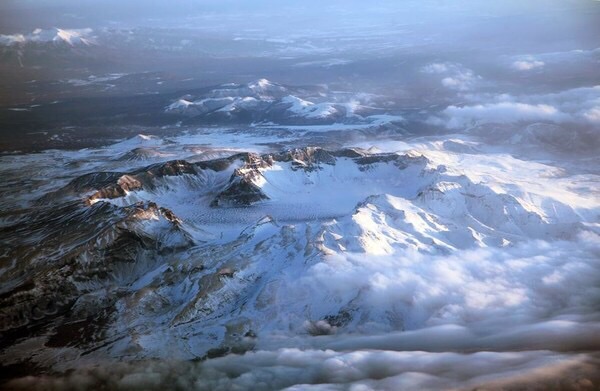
[281,95,339,119]
[51,28,95,46]
[164,79,293,119]
[164,80,395,125]
[166,99,194,112]
[247,78,287,95]
[0,28,95,47]
[202,79,289,100]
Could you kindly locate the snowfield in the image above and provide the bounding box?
[1,127,599,390]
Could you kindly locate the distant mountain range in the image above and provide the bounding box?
[0,28,95,47]
[165,79,404,126]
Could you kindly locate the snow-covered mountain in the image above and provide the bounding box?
[0,27,97,68]
[1,131,597,391]
[165,79,389,125]
[0,28,95,47]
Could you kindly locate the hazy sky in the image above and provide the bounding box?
[1,0,599,37]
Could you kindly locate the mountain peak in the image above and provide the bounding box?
[0,27,95,47]
[247,78,285,94]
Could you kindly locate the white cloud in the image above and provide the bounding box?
[441,102,569,128]
[582,106,600,123]
[433,85,600,128]
[441,76,465,89]
[421,62,451,74]
[7,347,599,390]
[512,59,545,71]
[422,62,480,91]
[512,47,600,66]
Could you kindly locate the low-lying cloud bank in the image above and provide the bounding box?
[298,232,600,337]
[439,102,567,128]
[6,231,600,390]
[7,350,599,390]
[428,85,600,134]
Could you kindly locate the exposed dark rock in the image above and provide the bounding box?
[87,160,197,203]
[324,309,354,328]
[205,346,230,359]
[64,171,125,192]
[355,153,428,169]
[305,320,337,336]
[45,307,114,349]
[195,153,248,172]
[218,267,235,278]
[0,201,193,336]
[37,172,125,203]
[135,159,197,177]
[210,177,268,207]
[272,147,337,169]
[116,147,162,161]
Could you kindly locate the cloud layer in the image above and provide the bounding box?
[7,349,599,390]
[512,59,545,71]
[422,62,480,91]
[431,86,600,129]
